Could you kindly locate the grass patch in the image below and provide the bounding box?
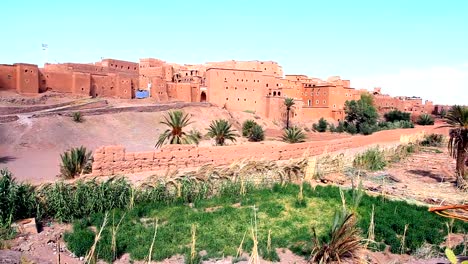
[353,147,387,171]
[72,112,83,123]
[64,184,468,261]
[420,133,445,147]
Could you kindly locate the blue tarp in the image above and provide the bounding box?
[135,90,149,99]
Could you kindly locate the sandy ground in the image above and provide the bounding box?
[327,146,468,205]
[0,104,282,184]
[0,102,444,185]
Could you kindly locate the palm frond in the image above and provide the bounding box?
[156,111,196,148]
[284,97,295,109]
[60,146,92,178]
[282,127,307,143]
[206,119,238,146]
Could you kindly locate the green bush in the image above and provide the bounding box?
[329,123,336,133]
[312,118,328,132]
[60,146,93,179]
[242,119,257,137]
[399,120,415,128]
[249,124,265,142]
[40,178,132,222]
[416,114,435,126]
[0,169,39,225]
[64,221,95,257]
[353,148,387,171]
[378,120,414,131]
[358,122,378,135]
[345,123,357,134]
[282,127,307,143]
[384,110,411,122]
[420,133,444,147]
[336,121,345,133]
[378,121,395,130]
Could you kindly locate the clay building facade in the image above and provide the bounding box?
[372,88,435,116]
[0,63,39,94]
[1,57,437,124]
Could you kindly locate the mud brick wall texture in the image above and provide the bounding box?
[91,127,442,177]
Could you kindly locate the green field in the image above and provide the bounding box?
[64,182,467,262]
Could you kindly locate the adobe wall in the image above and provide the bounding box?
[72,72,91,95]
[302,107,333,120]
[205,68,270,116]
[206,60,283,77]
[114,74,134,99]
[91,126,441,177]
[0,65,18,91]
[15,64,39,94]
[167,83,193,102]
[91,75,116,98]
[264,96,303,125]
[44,60,139,75]
[39,71,74,93]
[98,59,139,73]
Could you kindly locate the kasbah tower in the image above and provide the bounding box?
[0,58,437,123]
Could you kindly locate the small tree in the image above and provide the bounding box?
[155,111,199,148]
[249,124,265,142]
[336,121,345,133]
[284,98,295,129]
[206,119,237,146]
[345,123,358,134]
[242,119,257,137]
[313,118,329,132]
[344,94,379,135]
[416,114,435,125]
[282,127,306,143]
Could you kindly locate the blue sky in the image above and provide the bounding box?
[1,0,467,104]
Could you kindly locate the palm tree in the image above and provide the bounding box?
[155,110,199,148]
[416,114,435,125]
[206,119,237,146]
[284,97,295,129]
[441,105,468,188]
[282,127,306,143]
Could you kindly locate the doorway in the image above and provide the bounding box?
[200,91,207,102]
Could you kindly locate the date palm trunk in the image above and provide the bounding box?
[456,130,467,187]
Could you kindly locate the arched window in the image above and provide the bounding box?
[273,91,277,96]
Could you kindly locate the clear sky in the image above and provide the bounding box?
[1,0,467,105]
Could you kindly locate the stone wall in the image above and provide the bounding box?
[91,127,441,177]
